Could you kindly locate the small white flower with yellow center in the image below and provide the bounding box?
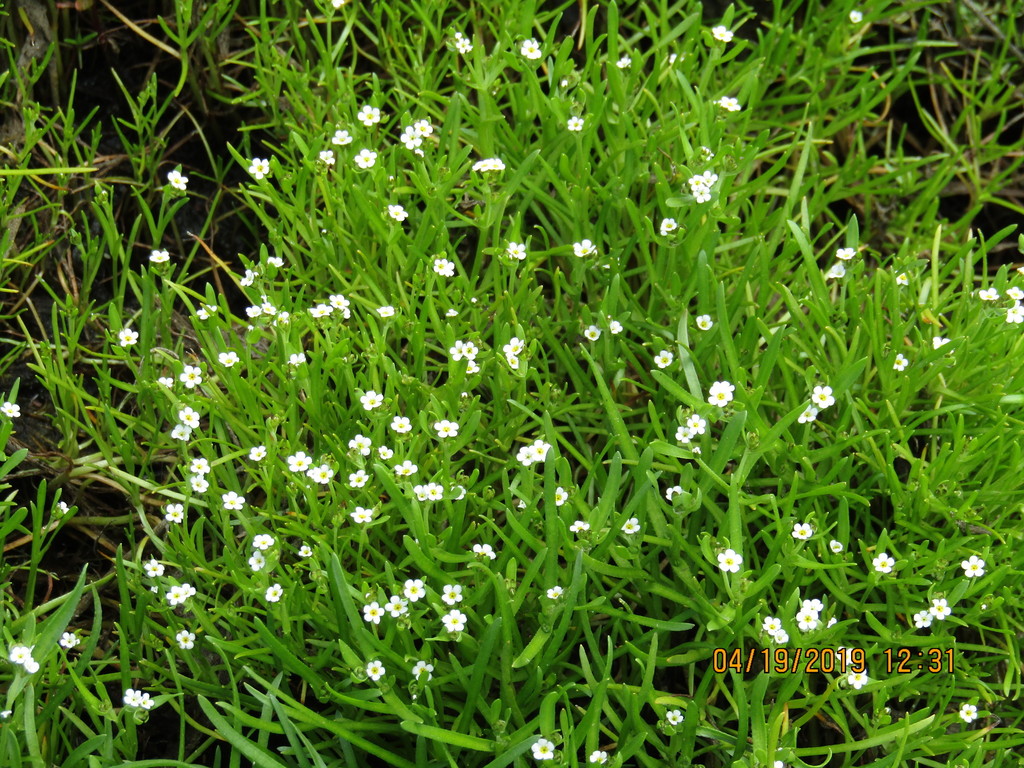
[872,552,895,574]
[653,350,674,369]
[811,385,835,409]
[531,738,556,761]
[621,517,640,535]
[573,239,596,257]
[707,380,735,407]
[354,149,377,169]
[792,522,813,540]
[356,105,382,126]
[718,548,742,573]
[360,391,384,410]
[441,609,468,633]
[696,314,714,330]
[717,96,741,112]
[893,353,909,371]
[248,158,270,179]
[521,38,542,60]
[711,25,733,42]
[567,116,584,132]
[167,169,188,191]
[847,671,869,690]
[265,584,284,603]
[365,660,385,681]
[961,555,985,578]
[929,598,952,620]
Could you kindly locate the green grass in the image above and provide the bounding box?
[2,0,1024,766]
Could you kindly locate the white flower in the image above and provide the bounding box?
[434,420,459,438]
[218,351,240,367]
[118,327,139,347]
[1007,304,1024,324]
[354,149,378,168]
[835,247,857,260]
[441,609,468,633]
[332,128,352,145]
[453,32,473,54]
[473,543,497,560]
[221,491,245,511]
[57,631,79,650]
[521,38,542,60]
[408,660,433,683]
[616,54,631,69]
[621,517,640,535]
[167,170,188,191]
[665,709,684,726]
[717,96,741,112]
[660,218,678,236]
[849,10,863,23]
[929,598,952,620]
[762,616,783,636]
[252,534,275,551]
[403,579,426,602]
[792,522,813,540]
[695,314,713,330]
[653,350,674,369]
[363,602,384,624]
[388,204,408,222]
[893,353,909,371]
[319,150,335,166]
[829,540,844,553]
[248,158,271,179]
[164,503,184,523]
[811,385,835,409]
[144,558,165,578]
[441,584,463,605]
[959,703,978,723]
[472,157,505,172]
[847,671,869,690]
[149,249,170,263]
[357,105,382,126]
[872,552,895,574]
[350,506,374,524]
[933,336,950,350]
[531,738,556,761]
[175,630,196,650]
[573,239,596,257]
[179,365,203,389]
[711,25,733,42]
[707,380,735,407]
[507,242,527,260]
[567,116,584,132]
[365,659,385,681]
[826,262,846,279]
[265,583,284,603]
[798,406,818,424]
[360,391,384,410]
[718,549,742,573]
[961,555,986,577]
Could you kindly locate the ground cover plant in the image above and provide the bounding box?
[2,0,1024,765]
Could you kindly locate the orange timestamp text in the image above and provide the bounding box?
[712,647,867,675]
